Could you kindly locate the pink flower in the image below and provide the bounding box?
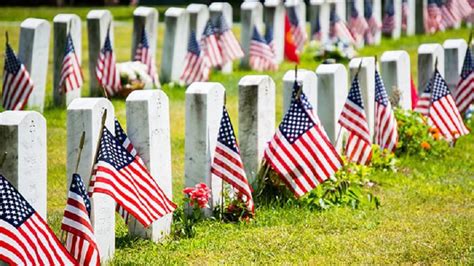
[183,183,211,209]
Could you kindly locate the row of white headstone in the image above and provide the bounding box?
[0,38,469,262]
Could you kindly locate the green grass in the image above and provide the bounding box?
[0,13,473,264]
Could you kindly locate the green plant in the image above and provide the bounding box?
[370,145,398,172]
[394,109,450,158]
[253,163,295,206]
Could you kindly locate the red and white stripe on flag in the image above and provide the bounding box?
[374,71,398,153]
[135,46,159,88]
[59,34,83,94]
[95,31,121,96]
[0,175,76,265]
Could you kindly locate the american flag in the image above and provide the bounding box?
[329,7,356,45]
[374,70,398,152]
[264,25,276,55]
[134,27,160,88]
[214,14,244,65]
[61,173,100,266]
[88,127,177,227]
[454,46,474,115]
[348,1,369,44]
[424,0,443,33]
[287,6,307,52]
[59,33,83,95]
[201,20,222,68]
[447,0,472,23]
[2,42,34,111]
[439,0,456,29]
[96,27,121,96]
[211,106,254,214]
[364,0,381,45]
[338,77,372,165]
[401,0,409,31]
[429,69,469,141]
[382,0,396,34]
[0,175,76,265]
[263,81,343,197]
[415,78,433,116]
[180,31,211,85]
[249,26,278,71]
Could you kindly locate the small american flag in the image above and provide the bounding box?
[249,26,278,71]
[0,175,76,265]
[374,70,398,152]
[264,25,276,55]
[61,173,100,266]
[415,79,433,116]
[180,31,211,85]
[447,0,472,23]
[88,127,177,228]
[96,27,121,96]
[401,0,409,31]
[59,33,83,95]
[214,14,244,66]
[134,27,160,88]
[364,0,381,45]
[424,0,443,33]
[348,1,369,45]
[439,1,456,29]
[338,77,372,165]
[211,106,254,214]
[201,20,222,68]
[264,81,343,197]
[2,42,34,110]
[429,69,469,141]
[329,7,356,45]
[287,6,307,52]
[382,0,396,34]
[454,46,474,115]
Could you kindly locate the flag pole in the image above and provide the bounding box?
[221,92,226,219]
[5,31,8,45]
[74,131,86,173]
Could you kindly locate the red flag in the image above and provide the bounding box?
[284,14,300,63]
[411,76,418,110]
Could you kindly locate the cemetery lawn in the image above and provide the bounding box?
[0,11,473,263]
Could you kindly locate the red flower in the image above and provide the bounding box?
[183,183,211,209]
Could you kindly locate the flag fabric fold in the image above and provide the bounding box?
[454,46,474,115]
[134,27,160,88]
[59,33,83,95]
[180,31,211,85]
[249,26,278,71]
[382,0,396,35]
[287,5,307,52]
[329,7,356,45]
[201,20,223,68]
[364,0,381,45]
[214,15,244,66]
[96,27,122,96]
[374,70,398,152]
[348,2,369,45]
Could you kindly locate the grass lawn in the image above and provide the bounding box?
[0,8,473,264]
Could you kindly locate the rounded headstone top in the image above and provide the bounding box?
[238,75,275,86]
[133,6,158,16]
[20,18,49,29]
[126,89,168,102]
[381,50,409,61]
[349,57,375,69]
[310,0,325,4]
[186,82,225,94]
[67,97,113,110]
[316,63,346,74]
[418,43,443,54]
[0,111,45,126]
[209,2,232,11]
[165,7,186,17]
[283,69,316,83]
[241,1,263,9]
[86,10,111,19]
[187,3,208,13]
[443,39,468,49]
[264,0,283,7]
[53,14,81,23]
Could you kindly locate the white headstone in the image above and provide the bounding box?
[67,98,115,262]
[329,0,346,21]
[315,63,348,150]
[371,0,382,44]
[380,50,412,110]
[238,75,276,184]
[443,39,468,94]
[418,43,445,94]
[241,1,264,68]
[87,10,114,97]
[18,19,50,112]
[282,69,318,112]
[386,0,402,39]
[187,4,210,40]
[264,0,285,63]
[349,57,375,139]
[161,7,189,83]
[209,2,234,74]
[132,7,158,61]
[0,111,47,219]
[309,0,330,44]
[53,14,82,106]
[405,0,416,35]
[125,90,173,242]
[185,82,225,214]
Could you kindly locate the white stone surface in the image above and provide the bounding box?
[185,82,225,214]
[380,50,412,110]
[18,19,50,112]
[264,0,285,63]
[161,7,189,83]
[238,75,275,184]
[132,7,158,61]
[386,0,402,39]
[125,90,173,242]
[283,69,318,113]
[418,43,445,94]
[67,98,115,263]
[309,0,330,44]
[187,4,210,40]
[349,57,375,139]
[241,1,264,68]
[210,2,234,74]
[53,14,82,106]
[405,0,416,36]
[87,10,114,97]
[371,0,382,44]
[0,111,47,219]
[315,63,348,150]
[443,39,468,94]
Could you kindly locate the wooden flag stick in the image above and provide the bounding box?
[74,131,86,173]
[355,59,363,78]
[334,126,343,152]
[5,31,8,45]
